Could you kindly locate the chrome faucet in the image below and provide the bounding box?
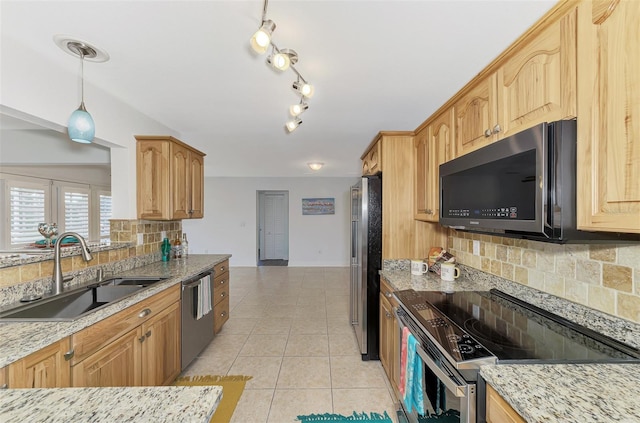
[52,232,93,295]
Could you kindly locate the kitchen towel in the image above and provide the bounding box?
[196,275,213,320]
[403,332,425,415]
[399,326,410,395]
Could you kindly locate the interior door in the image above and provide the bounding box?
[257,191,289,261]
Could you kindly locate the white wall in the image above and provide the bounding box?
[182,177,358,267]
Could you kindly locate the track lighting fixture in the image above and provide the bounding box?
[290,100,309,117]
[54,35,109,144]
[285,117,302,133]
[250,20,276,54]
[249,0,314,132]
[292,79,314,99]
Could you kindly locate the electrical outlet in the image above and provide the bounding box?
[473,240,480,256]
[137,233,144,245]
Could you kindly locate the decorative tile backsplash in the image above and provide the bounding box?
[448,231,640,324]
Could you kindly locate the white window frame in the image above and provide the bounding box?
[94,186,112,240]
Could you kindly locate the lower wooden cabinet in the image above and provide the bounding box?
[379,277,400,397]
[70,285,181,387]
[486,384,526,423]
[7,338,72,388]
[213,260,230,334]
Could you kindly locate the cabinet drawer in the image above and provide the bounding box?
[213,295,229,334]
[213,270,229,292]
[213,260,229,277]
[380,277,398,308]
[71,285,180,365]
[213,284,228,307]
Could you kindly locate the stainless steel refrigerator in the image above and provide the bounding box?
[350,175,382,361]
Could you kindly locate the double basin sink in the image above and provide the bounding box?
[0,276,167,322]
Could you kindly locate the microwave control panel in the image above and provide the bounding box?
[446,207,517,219]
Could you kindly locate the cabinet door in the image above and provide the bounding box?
[379,293,393,379]
[576,0,640,233]
[497,7,577,138]
[414,127,430,221]
[7,338,71,388]
[141,301,181,386]
[189,151,205,218]
[137,140,170,219]
[486,384,526,423]
[427,108,454,222]
[454,75,498,157]
[214,295,230,334]
[170,143,191,220]
[72,328,142,387]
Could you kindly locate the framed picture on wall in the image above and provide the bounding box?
[302,198,335,215]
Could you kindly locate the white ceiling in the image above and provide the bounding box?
[0,0,556,177]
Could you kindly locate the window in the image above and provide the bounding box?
[1,174,111,248]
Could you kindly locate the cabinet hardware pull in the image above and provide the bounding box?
[139,336,146,343]
[220,279,225,284]
[385,291,392,298]
[0,383,7,389]
[145,330,152,338]
[220,267,225,271]
[63,349,75,361]
[138,308,151,318]
[385,312,392,318]
[220,292,226,297]
[220,311,227,317]
[484,128,492,137]
[492,124,501,134]
[426,209,433,215]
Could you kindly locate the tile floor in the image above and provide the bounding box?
[181,266,399,423]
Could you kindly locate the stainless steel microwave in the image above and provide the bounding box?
[439,120,639,243]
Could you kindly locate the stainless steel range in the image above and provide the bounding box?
[393,288,640,423]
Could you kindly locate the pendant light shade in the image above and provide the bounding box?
[67,102,95,143]
[250,20,276,54]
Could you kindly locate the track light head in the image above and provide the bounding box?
[250,20,276,54]
[292,80,314,98]
[267,48,297,71]
[289,101,309,117]
[285,117,302,133]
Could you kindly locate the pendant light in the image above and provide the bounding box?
[54,36,109,144]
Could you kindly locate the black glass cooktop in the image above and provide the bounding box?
[394,289,640,363]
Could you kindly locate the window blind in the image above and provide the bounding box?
[99,194,112,238]
[64,190,89,238]
[9,186,47,244]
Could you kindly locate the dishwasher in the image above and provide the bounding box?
[181,269,215,370]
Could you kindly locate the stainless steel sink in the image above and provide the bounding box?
[99,276,167,288]
[0,280,163,322]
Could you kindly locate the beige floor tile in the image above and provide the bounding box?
[230,389,274,423]
[181,354,235,377]
[228,356,283,389]
[239,334,288,357]
[293,304,327,319]
[214,318,258,335]
[328,333,360,356]
[332,388,398,422]
[265,304,296,318]
[252,318,293,335]
[267,389,333,423]
[284,334,329,357]
[326,296,350,316]
[277,356,331,389]
[290,318,328,335]
[327,318,355,336]
[331,356,388,389]
[233,302,269,318]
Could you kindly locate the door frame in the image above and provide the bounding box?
[256,190,289,264]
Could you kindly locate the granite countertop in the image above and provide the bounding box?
[0,385,222,423]
[0,254,231,368]
[481,364,640,422]
[381,262,640,423]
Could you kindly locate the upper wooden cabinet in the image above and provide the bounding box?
[7,338,71,388]
[576,0,640,233]
[361,140,382,175]
[136,136,206,220]
[453,5,577,157]
[415,108,454,222]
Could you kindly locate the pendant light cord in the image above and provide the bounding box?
[80,51,85,106]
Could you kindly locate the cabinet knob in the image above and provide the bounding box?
[220,292,226,298]
[492,124,501,134]
[138,308,151,318]
[139,336,146,343]
[484,129,492,137]
[385,291,392,298]
[145,330,152,338]
[220,311,227,317]
[64,349,75,361]
[426,209,433,215]
[219,279,226,284]
[220,267,225,272]
[385,312,392,318]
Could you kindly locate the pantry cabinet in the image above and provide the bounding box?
[71,285,181,387]
[213,259,230,334]
[486,384,526,423]
[576,0,640,233]
[453,5,576,158]
[136,135,205,220]
[415,108,454,222]
[6,338,71,388]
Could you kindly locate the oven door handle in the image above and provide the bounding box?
[415,345,468,398]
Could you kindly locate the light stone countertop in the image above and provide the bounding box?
[480,364,640,423]
[381,261,640,423]
[0,254,231,368]
[0,385,223,423]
